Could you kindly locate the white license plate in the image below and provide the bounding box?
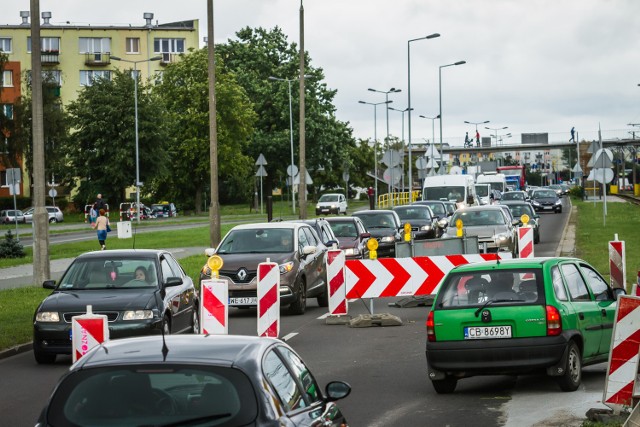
[464,325,512,339]
[543,206,552,210]
[229,297,257,306]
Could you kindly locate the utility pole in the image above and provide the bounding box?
[31,0,50,284]
[207,0,221,246]
[298,0,307,218]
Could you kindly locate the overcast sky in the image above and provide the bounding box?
[3,0,640,147]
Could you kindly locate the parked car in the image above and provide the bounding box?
[151,202,177,218]
[500,190,529,202]
[502,201,541,244]
[412,200,449,220]
[352,210,402,258]
[530,189,563,213]
[0,209,25,224]
[23,206,64,223]
[315,193,348,215]
[32,249,199,364]
[200,222,329,314]
[35,334,351,426]
[426,257,625,393]
[287,218,339,249]
[325,216,371,259]
[392,204,440,239]
[440,206,518,255]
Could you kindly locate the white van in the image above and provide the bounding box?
[422,174,477,209]
[476,173,507,194]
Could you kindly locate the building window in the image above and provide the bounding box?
[1,104,13,120]
[25,70,61,86]
[0,37,12,53]
[1,70,13,87]
[79,37,111,54]
[126,38,140,54]
[80,70,111,86]
[153,38,185,54]
[27,36,61,53]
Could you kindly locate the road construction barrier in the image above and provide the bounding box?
[517,227,534,259]
[84,203,110,223]
[71,305,109,363]
[633,271,640,297]
[326,249,347,316]
[345,253,510,299]
[608,235,626,290]
[200,278,228,335]
[257,261,280,338]
[603,295,640,412]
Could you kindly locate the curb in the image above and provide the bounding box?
[0,342,33,361]
[555,201,577,257]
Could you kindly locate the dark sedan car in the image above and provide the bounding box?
[502,201,540,244]
[530,189,562,213]
[36,334,351,426]
[325,216,371,259]
[33,249,199,364]
[352,210,402,258]
[412,200,449,220]
[393,204,440,239]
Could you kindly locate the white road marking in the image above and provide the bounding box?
[281,332,298,342]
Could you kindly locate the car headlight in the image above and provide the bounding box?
[494,233,510,245]
[420,225,431,231]
[123,310,153,320]
[345,247,360,256]
[531,200,540,206]
[316,204,320,209]
[279,261,294,274]
[555,199,562,205]
[380,236,395,243]
[35,312,60,322]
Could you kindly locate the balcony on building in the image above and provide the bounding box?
[41,50,60,65]
[84,52,111,66]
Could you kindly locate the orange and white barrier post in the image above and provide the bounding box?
[609,234,626,290]
[327,248,347,316]
[603,295,640,412]
[257,260,280,338]
[71,305,109,363]
[200,278,228,335]
[517,227,534,259]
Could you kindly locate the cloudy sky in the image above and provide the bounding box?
[3,0,640,147]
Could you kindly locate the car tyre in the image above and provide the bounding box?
[534,233,540,244]
[557,341,581,391]
[431,377,457,394]
[34,350,56,364]
[317,290,329,307]
[288,279,307,315]
[49,217,57,223]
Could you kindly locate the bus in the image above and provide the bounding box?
[497,165,526,190]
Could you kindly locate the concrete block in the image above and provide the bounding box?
[349,313,403,328]
[325,315,352,325]
[390,296,434,308]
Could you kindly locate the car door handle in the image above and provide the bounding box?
[601,309,607,317]
[578,312,584,320]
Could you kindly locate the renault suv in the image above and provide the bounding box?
[425,258,624,394]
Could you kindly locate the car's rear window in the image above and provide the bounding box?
[47,364,258,426]
[436,269,543,308]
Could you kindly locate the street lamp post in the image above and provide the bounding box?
[359,100,392,202]
[419,114,440,175]
[369,87,401,201]
[388,106,412,190]
[407,33,440,194]
[439,61,466,175]
[485,126,509,147]
[110,55,162,223]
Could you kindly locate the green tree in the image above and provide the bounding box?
[64,70,170,208]
[156,48,256,211]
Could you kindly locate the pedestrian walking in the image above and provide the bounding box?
[569,127,575,142]
[464,132,472,148]
[367,186,375,209]
[95,208,111,250]
[475,130,481,147]
[94,193,106,214]
[89,203,98,228]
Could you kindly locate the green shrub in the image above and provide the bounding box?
[0,230,25,259]
[569,185,584,199]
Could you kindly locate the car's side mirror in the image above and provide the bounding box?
[164,277,183,287]
[613,288,627,299]
[326,239,339,249]
[360,232,371,239]
[43,280,56,289]
[511,219,520,227]
[302,245,316,256]
[204,248,216,257]
[438,218,449,229]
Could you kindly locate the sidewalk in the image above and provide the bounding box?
[0,247,207,290]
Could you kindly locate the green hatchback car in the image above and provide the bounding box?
[425,257,625,394]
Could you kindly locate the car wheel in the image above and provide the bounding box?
[191,309,200,334]
[163,315,171,335]
[288,278,307,315]
[431,377,457,394]
[49,217,57,223]
[534,233,540,244]
[34,350,56,364]
[557,341,582,391]
[317,290,329,307]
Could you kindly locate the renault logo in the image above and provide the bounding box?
[237,269,248,281]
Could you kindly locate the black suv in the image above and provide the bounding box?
[352,210,402,258]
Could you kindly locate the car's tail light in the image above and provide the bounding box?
[426,311,436,342]
[546,305,562,336]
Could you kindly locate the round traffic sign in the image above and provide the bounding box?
[287,164,298,177]
[48,189,57,198]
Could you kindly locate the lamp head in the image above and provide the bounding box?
[454,61,466,66]
[427,33,441,39]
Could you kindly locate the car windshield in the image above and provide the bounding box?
[394,207,431,221]
[356,213,396,229]
[47,365,258,427]
[57,257,159,290]
[534,190,556,198]
[475,186,489,197]
[451,209,505,226]
[501,192,524,201]
[420,202,445,216]
[423,186,465,202]
[217,228,294,254]
[437,269,542,308]
[507,204,534,218]
[329,221,358,238]
[319,194,339,202]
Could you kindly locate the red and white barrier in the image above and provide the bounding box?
[632,272,640,297]
[71,305,109,363]
[345,253,510,299]
[257,261,280,338]
[517,227,534,259]
[603,296,640,411]
[609,237,626,290]
[326,249,347,316]
[200,279,228,335]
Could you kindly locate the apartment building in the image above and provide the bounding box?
[0,11,200,198]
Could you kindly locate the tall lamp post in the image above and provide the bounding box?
[485,126,509,147]
[419,114,440,175]
[407,33,440,193]
[359,99,392,201]
[388,106,412,190]
[111,55,162,223]
[369,87,401,199]
[268,75,312,215]
[439,61,466,174]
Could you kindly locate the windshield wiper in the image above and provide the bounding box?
[152,412,232,427]
[474,298,524,317]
